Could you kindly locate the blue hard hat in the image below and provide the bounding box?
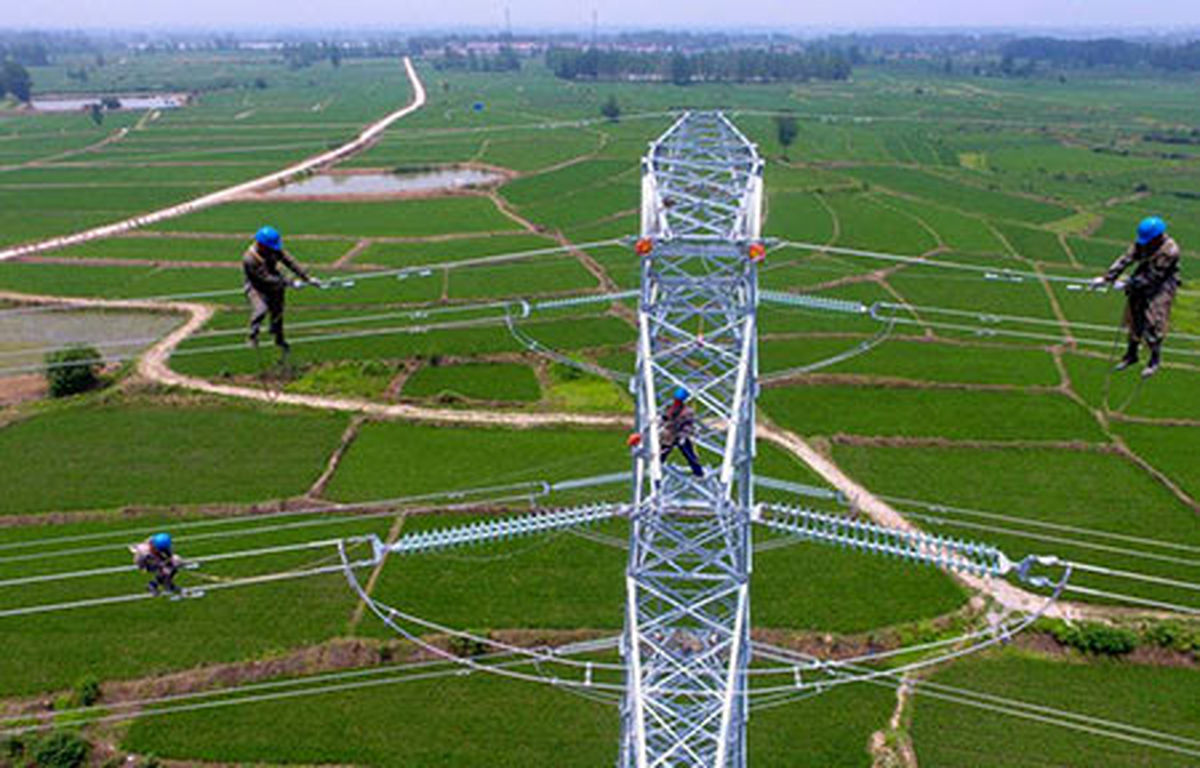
[472,101,485,112]
[673,386,690,401]
[1136,216,1167,246]
[151,533,172,552]
[255,225,283,251]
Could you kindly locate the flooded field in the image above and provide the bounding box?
[0,308,183,376]
[264,167,506,198]
[30,94,187,112]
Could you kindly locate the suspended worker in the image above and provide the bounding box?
[1090,216,1181,378]
[660,386,704,478]
[243,225,318,353]
[130,533,183,596]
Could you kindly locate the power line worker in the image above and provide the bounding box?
[660,386,704,478]
[130,532,183,596]
[1090,216,1181,378]
[243,225,318,353]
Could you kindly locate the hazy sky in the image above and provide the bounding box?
[7,0,1200,31]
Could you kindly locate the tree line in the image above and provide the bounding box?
[1001,37,1200,73]
[545,47,851,84]
[431,45,522,72]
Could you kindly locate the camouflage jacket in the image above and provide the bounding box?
[130,541,182,572]
[660,401,696,444]
[243,243,309,293]
[1105,236,1181,294]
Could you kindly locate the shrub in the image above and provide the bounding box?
[1048,620,1138,656]
[1142,621,1199,654]
[448,631,489,658]
[31,730,90,768]
[44,345,103,398]
[73,675,101,708]
[3,735,26,762]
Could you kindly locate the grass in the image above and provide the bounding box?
[286,360,398,400]
[832,442,1200,607]
[325,421,629,502]
[761,337,1061,387]
[356,234,558,269]
[122,661,894,767]
[911,649,1200,768]
[1114,422,1200,501]
[52,235,352,264]
[543,362,629,413]
[0,510,397,696]
[761,385,1103,442]
[402,362,541,403]
[0,399,347,515]
[124,671,618,767]
[447,256,599,300]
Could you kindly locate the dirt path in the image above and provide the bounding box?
[756,420,1110,621]
[0,57,426,262]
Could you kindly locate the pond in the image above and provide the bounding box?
[0,309,183,376]
[30,94,187,112]
[264,168,507,198]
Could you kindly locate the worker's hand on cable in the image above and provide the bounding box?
[1087,276,1109,291]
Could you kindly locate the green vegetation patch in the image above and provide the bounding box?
[0,401,346,514]
[402,362,541,403]
[762,337,1060,387]
[357,234,557,269]
[52,236,351,264]
[845,165,1073,224]
[286,360,398,400]
[447,256,598,300]
[1115,422,1200,501]
[833,441,1195,541]
[326,421,628,502]
[762,385,1102,442]
[543,362,629,413]
[122,660,894,767]
[911,650,1200,768]
[124,670,616,767]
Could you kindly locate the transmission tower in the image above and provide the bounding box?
[620,112,764,768]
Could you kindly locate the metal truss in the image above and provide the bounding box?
[621,112,764,768]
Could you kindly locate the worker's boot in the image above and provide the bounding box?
[246,331,259,350]
[1114,340,1139,372]
[1142,343,1162,379]
[147,580,160,596]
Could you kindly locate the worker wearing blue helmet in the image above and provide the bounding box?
[659,386,704,477]
[243,226,318,354]
[130,532,183,595]
[1090,216,1181,377]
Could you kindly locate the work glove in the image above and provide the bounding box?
[1087,276,1109,291]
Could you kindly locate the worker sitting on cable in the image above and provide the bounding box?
[1090,216,1181,378]
[243,225,319,353]
[130,533,183,596]
[660,387,704,478]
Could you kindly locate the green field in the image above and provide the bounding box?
[402,361,542,402]
[1,46,1198,768]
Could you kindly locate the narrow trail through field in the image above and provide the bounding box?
[0,57,427,262]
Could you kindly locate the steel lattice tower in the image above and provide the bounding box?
[620,112,765,768]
